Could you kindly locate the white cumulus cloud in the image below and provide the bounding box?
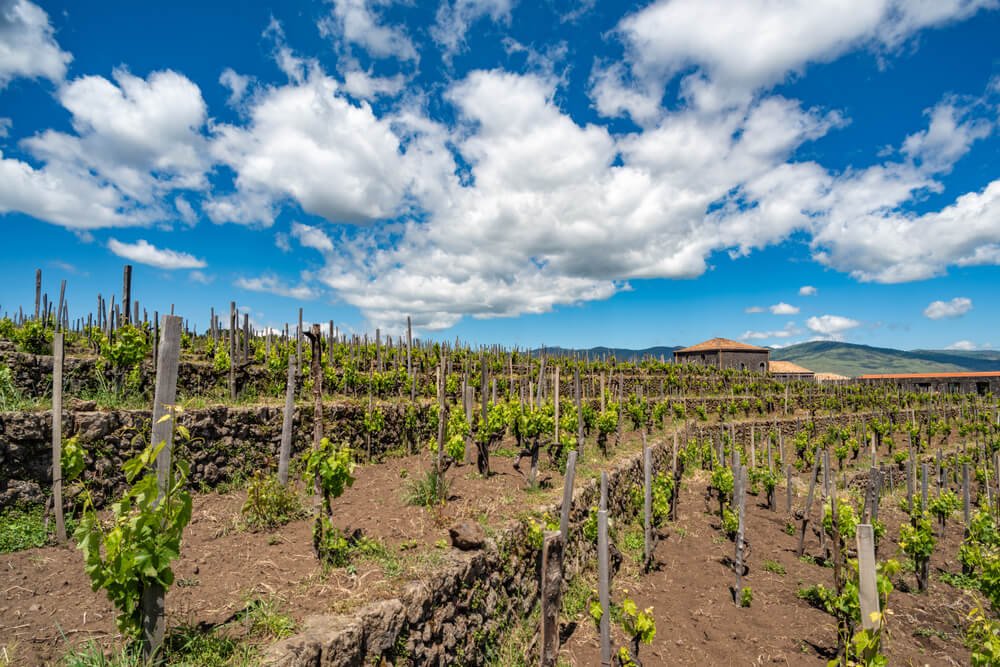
[0,0,72,88]
[769,302,800,315]
[234,274,319,300]
[799,285,817,296]
[108,238,207,269]
[924,296,972,319]
[806,314,861,339]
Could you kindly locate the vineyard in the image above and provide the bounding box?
[1,268,999,666]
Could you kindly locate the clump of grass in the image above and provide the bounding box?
[0,505,76,553]
[762,559,786,575]
[240,596,296,640]
[352,536,403,578]
[404,468,449,508]
[161,624,258,667]
[561,576,593,620]
[61,641,145,667]
[240,472,304,531]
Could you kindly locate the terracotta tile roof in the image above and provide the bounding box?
[768,360,814,375]
[676,337,769,353]
[857,371,1000,379]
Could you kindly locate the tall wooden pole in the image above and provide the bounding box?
[142,314,182,660]
[51,332,66,543]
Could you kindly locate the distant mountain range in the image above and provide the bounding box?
[535,342,1000,378]
[770,342,1000,377]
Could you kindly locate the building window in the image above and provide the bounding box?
[760,362,766,372]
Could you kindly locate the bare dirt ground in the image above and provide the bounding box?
[0,421,984,667]
[560,472,973,666]
[0,447,574,665]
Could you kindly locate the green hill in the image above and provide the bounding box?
[771,342,1000,377]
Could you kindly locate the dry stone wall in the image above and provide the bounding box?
[0,402,438,510]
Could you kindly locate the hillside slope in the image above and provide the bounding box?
[771,341,1000,377]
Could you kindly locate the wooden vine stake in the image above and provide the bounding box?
[856,524,880,632]
[643,434,653,572]
[734,464,747,606]
[598,472,611,666]
[559,451,577,545]
[142,314,182,660]
[797,447,822,557]
[539,530,564,667]
[51,331,66,543]
[277,342,296,485]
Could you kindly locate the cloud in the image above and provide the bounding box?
[945,340,992,350]
[923,296,972,319]
[219,68,250,107]
[740,322,802,340]
[432,0,514,61]
[207,64,415,227]
[602,0,996,115]
[189,270,214,285]
[0,0,72,88]
[234,274,319,300]
[799,285,817,296]
[769,302,799,315]
[107,238,207,269]
[1,68,209,230]
[745,306,765,314]
[319,0,417,61]
[0,116,9,137]
[341,69,405,99]
[274,232,291,253]
[291,221,334,253]
[806,314,861,339]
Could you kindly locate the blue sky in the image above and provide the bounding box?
[0,0,998,351]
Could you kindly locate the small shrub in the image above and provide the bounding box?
[740,587,753,607]
[241,472,304,531]
[404,467,449,508]
[763,559,786,575]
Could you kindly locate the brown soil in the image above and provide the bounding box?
[0,421,985,667]
[0,447,573,666]
[559,473,973,666]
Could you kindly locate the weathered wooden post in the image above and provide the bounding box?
[51,332,66,543]
[277,343,296,485]
[539,530,564,667]
[228,302,237,400]
[797,448,822,557]
[598,472,611,666]
[142,314,182,660]
[55,280,66,333]
[921,463,929,512]
[963,462,971,536]
[786,464,793,513]
[559,451,577,544]
[643,438,653,572]
[122,265,132,325]
[734,464,747,605]
[575,365,583,454]
[34,268,41,320]
[857,524,880,632]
